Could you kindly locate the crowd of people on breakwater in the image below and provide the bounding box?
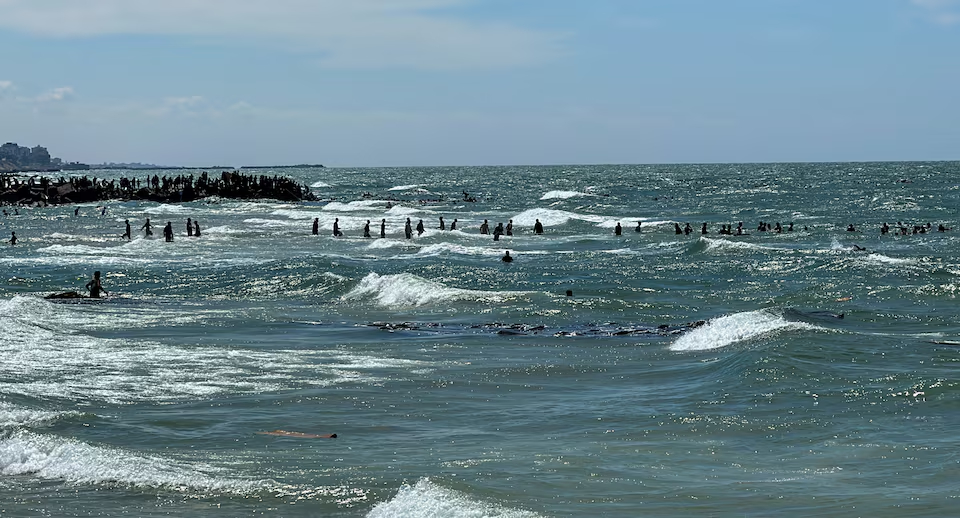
[0,171,316,206]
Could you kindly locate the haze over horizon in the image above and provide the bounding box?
[0,0,957,168]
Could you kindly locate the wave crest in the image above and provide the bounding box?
[342,273,525,307]
[670,310,821,351]
[368,478,541,518]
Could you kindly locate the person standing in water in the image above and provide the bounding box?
[480,219,489,235]
[363,220,371,238]
[312,218,319,235]
[534,219,544,235]
[122,220,132,240]
[380,219,386,238]
[614,222,622,236]
[187,218,193,237]
[85,270,108,298]
[404,218,413,239]
[416,219,425,236]
[439,217,445,230]
[163,222,174,242]
[85,271,108,298]
[493,222,503,241]
[9,231,17,245]
[451,219,458,231]
[506,220,513,236]
[333,218,343,237]
[635,221,642,232]
[193,220,200,237]
[142,218,153,237]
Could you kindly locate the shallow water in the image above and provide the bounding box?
[1,162,959,516]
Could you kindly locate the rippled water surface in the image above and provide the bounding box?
[1,162,959,516]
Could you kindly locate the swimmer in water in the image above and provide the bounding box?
[635,221,642,232]
[674,223,683,235]
[506,220,513,236]
[416,219,425,236]
[187,218,193,237]
[614,222,622,236]
[404,218,412,239]
[480,219,489,235]
[451,219,458,231]
[501,250,513,263]
[9,231,17,245]
[163,222,174,242]
[439,217,445,230]
[85,270,108,298]
[193,220,200,237]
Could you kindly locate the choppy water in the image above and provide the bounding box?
[1,162,959,517]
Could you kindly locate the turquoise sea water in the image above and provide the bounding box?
[1,162,959,517]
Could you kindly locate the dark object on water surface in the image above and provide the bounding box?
[44,291,86,300]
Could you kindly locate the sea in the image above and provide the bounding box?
[1,162,958,517]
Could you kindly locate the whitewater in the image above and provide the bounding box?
[1,162,959,517]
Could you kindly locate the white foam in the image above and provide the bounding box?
[142,205,192,215]
[270,208,318,220]
[36,244,110,255]
[670,310,821,352]
[862,253,918,265]
[386,205,423,216]
[242,218,300,228]
[701,236,781,253]
[414,243,504,258]
[511,208,606,227]
[366,239,408,249]
[367,478,541,518]
[388,184,422,191]
[310,181,331,188]
[0,431,266,493]
[342,273,526,307]
[0,402,82,429]
[0,296,428,403]
[322,200,388,212]
[540,190,592,200]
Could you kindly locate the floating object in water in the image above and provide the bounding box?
[256,430,337,439]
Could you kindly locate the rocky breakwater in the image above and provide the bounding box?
[0,170,318,206]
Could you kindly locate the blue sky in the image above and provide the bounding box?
[0,0,957,167]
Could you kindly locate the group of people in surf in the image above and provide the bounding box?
[131,217,201,242]
[877,222,951,235]
[313,216,547,241]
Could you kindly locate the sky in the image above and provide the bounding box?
[0,0,957,167]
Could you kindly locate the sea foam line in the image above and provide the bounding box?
[342,273,529,308]
[0,431,267,494]
[670,310,822,352]
[367,478,541,518]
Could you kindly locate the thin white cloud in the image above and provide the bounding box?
[34,86,74,102]
[0,0,563,70]
[10,85,74,103]
[911,0,960,24]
